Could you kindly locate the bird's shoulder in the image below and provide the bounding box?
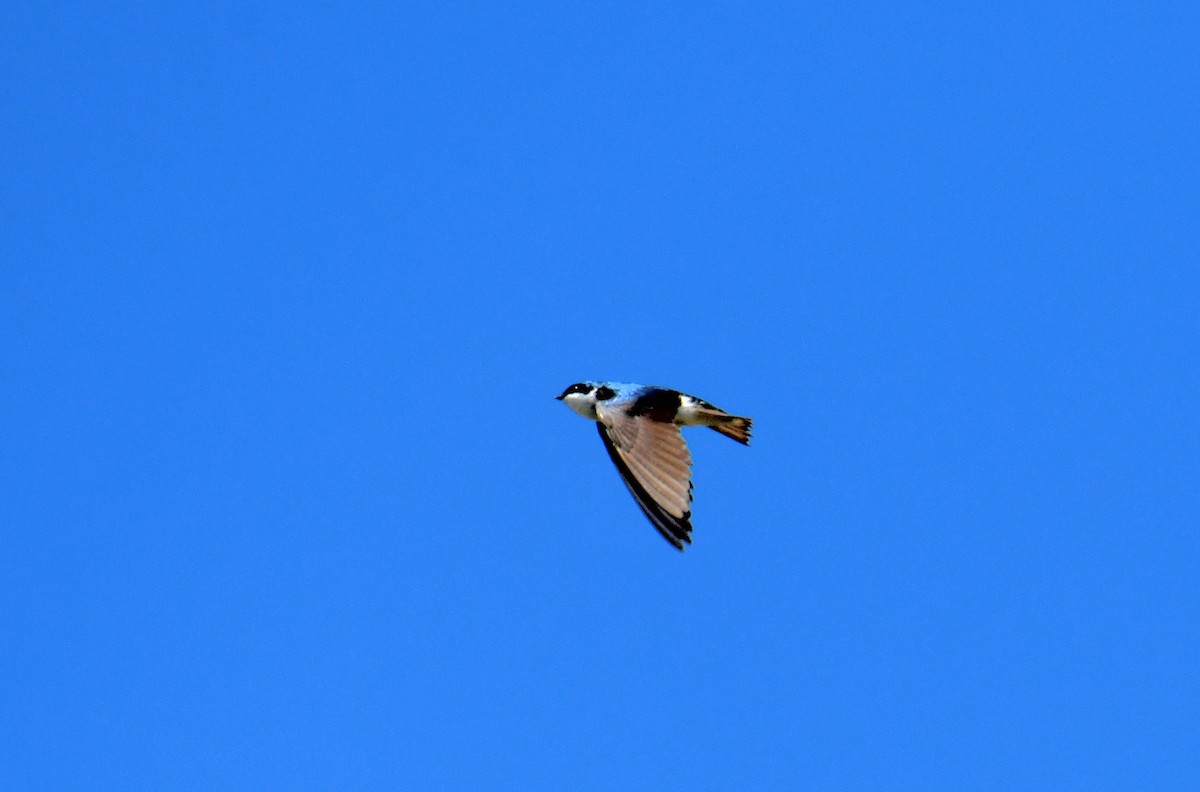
[604,385,682,422]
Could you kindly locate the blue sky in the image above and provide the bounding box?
[2,3,1197,789]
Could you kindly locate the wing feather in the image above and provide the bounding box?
[595,406,694,550]
[622,456,688,515]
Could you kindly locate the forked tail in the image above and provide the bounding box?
[709,415,753,445]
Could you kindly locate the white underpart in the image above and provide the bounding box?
[675,394,721,426]
[562,391,599,420]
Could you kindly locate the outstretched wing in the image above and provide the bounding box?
[595,405,694,550]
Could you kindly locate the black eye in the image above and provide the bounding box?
[594,386,615,401]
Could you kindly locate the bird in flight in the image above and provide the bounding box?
[556,381,752,550]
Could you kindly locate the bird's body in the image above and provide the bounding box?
[556,381,752,550]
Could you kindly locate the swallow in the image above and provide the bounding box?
[556,381,752,550]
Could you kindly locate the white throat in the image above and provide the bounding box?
[562,392,599,420]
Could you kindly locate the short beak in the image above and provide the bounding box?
[554,394,564,400]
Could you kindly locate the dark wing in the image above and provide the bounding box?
[595,405,694,550]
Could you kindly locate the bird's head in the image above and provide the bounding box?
[556,381,612,419]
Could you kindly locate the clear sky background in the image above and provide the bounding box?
[2,3,1197,790]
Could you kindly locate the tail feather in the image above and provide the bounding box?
[709,416,752,445]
